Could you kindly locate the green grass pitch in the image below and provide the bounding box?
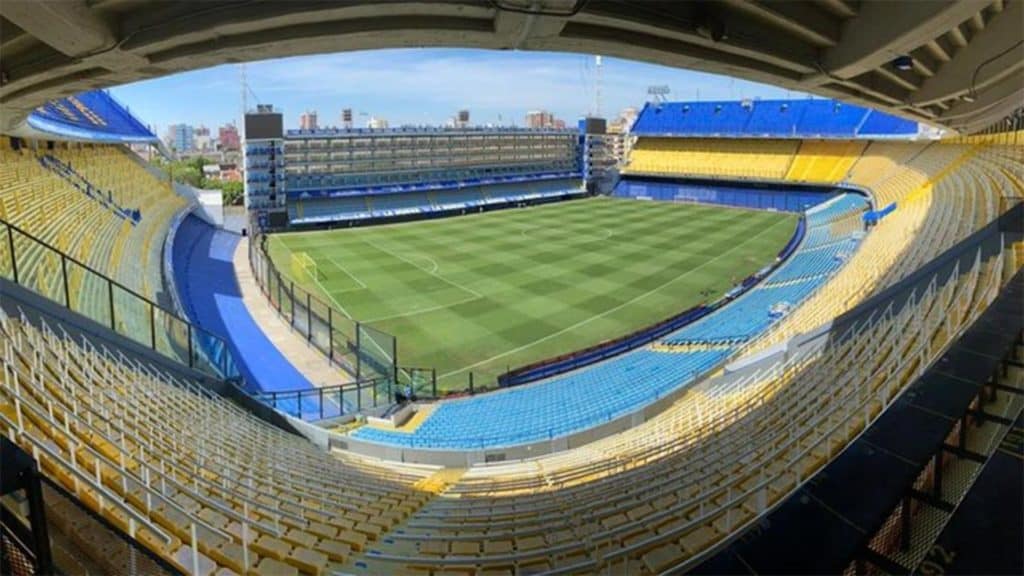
[267,197,798,388]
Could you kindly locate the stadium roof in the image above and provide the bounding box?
[19,89,157,143]
[1,1,1021,134]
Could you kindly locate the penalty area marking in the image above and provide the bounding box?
[439,216,795,379]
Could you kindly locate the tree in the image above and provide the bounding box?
[157,155,244,205]
[219,181,244,206]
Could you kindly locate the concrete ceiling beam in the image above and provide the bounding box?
[947,87,1024,131]
[926,39,952,62]
[719,0,840,47]
[820,0,984,79]
[948,23,969,48]
[937,71,1024,120]
[0,0,114,56]
[912,0,1024,104]
[814,0,858,19]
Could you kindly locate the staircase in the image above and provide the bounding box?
[37,154,141,225]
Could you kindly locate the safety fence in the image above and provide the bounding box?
[0,217,237,380]
[247,229,404,383]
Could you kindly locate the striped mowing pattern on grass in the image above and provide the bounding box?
[267,197,798,388]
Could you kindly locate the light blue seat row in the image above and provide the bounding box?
[661,278,822,345]
[801,226,837,249]
[764,239,856,284]
[352,349,731,449]
[807,194,868,224]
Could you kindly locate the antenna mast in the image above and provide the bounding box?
[594,55,603,118]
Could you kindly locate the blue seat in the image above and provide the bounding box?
[630,98,914,138]
[353,349,731,449]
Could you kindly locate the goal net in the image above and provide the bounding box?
[290,251,320,282]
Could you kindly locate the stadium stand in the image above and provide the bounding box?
[0,302,436,576]
[4,199,1015,575]
[290,177,584,225]
[626,138,800,180]
[274,126,585,227]
[696,261,1023,575]
[0,141,188,338]
[745,143,1018,355]
[612,178,833,212]
[844,140,930,191]
[630,99,917,138]
[785,140,867,182]
[356,349,732,449]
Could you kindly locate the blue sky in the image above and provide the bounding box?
[111,48,810,132]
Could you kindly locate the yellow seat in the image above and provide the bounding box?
[450,541,480,556]
[252,557,298,576]
[642,543,683,573]
[251,535,291,561]
[285,547,328,576]
[313,539,350,563]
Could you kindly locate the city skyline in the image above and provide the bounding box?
[111,48,810,135]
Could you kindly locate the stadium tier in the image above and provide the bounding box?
[245,121,585,227]
[613,179,836,211]
[784,140,867,182]
[0,141,187,325]
[290,177,585,225]
[745,143,1022,354]
[630,98,918,138]
[626,137,799,180]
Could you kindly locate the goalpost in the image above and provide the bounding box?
[290,251,320,282]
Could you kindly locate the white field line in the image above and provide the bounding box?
[422,254,440,274]
[276,240,351,317]
[317,282,405,377]
[439,216,797,378]
[360,237,483,299]
[315,274,354,320]
[326,255,367,289]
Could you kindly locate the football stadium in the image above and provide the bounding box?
[1,2,1023,576]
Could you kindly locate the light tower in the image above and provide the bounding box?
[594,55,603,118]
[647,85,670,104]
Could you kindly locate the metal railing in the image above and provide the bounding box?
[247,226,399,384]
[254,377,391,421]
[0,217,239,379]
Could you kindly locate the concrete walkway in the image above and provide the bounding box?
[233,236,353,388]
